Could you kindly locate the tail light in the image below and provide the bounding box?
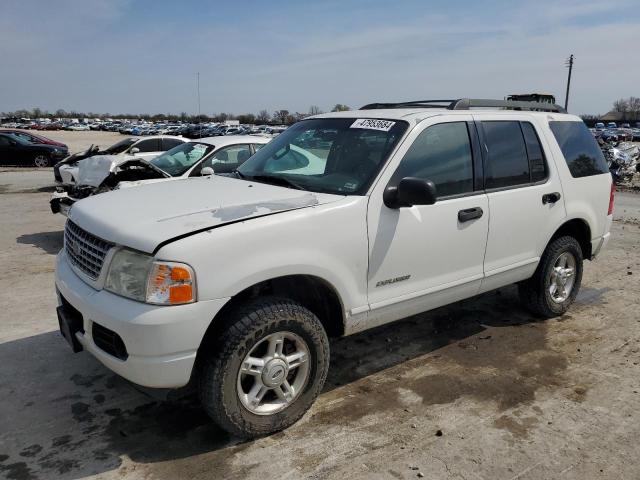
[608,181,615,215]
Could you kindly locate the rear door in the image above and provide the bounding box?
[473,114,567,293]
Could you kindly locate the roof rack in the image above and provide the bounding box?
[360,98,566,113]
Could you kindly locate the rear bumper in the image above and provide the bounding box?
[55,250,229,388]
[591,214,613,259]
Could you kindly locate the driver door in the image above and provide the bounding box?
[366,116,489,327]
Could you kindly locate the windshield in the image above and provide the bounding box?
[104,138,136,154]
[150,142,215,176]
[237,118,408,195]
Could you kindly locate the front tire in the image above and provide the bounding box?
[519,236,583,318]
[199,297,330,438]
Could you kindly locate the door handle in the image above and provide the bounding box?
[458,207,483,222]
[542,192,561,204]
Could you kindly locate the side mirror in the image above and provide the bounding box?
[201,166,214,176]
[130,147,140,154]
[384,177,437,209]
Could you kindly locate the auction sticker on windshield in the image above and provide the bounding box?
[350,119,396,132]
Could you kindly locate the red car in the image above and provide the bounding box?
[0,129,68,149]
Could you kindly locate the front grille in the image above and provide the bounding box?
[92,322,128,360]
[64,220,113,280]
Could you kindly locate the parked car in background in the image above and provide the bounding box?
[0,129,68,149]
[67,124,90,131]
[50,135,270,215]
[0,132,68,167]
[54,136,187,186]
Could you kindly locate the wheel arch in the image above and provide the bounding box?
[193,274,346,379]
[547,218,592,260]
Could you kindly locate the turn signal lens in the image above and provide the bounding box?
[146,262,196,305]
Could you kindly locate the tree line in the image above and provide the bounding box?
[0,104,352,125]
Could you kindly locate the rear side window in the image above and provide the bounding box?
[133,139,160,152]
[549,121,608,177]
[162,138,183,150]
[482,121,529,189]
[521,122,547,183]
[390,122,473,198]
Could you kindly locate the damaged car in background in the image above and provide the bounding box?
[50,136,270,215]
[53,136,188,186]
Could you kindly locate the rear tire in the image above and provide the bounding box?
[519,236,583,318]
[33,154,50,168]
[199,297,330,438]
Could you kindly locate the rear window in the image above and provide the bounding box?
[549,121,608,177]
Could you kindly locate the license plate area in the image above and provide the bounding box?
[57,297,84,353]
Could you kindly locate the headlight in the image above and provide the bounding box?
[104,249,195,305]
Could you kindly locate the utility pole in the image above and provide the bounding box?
[196,72,201,137]
[564,54,574,111]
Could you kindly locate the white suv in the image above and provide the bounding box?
[55,99,614,437]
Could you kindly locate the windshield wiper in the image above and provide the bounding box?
[247,174,304,190]
[232,169,246,179]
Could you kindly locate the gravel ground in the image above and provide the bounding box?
[1,162,639,480]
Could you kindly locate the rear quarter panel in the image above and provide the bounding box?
[537,114,612,242]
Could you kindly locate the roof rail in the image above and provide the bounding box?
[450,98,566,113]
[360,98,566,113]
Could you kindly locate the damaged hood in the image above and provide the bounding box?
[76,155,169,187]
[68,175,343,253]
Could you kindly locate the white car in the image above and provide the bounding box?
[50,135,270,215]
[55,136,188,187]
[55,98,613,438]
[67,124,90,131]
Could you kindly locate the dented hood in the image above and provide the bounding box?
[76,155,169,187]
[68,175,342,253]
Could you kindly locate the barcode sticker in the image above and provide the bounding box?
[350,119,396,132]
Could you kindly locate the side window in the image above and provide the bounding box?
[133,139,160,152]
[203,144,252,173]
[0,135,11,146]
[253,143,266,152]
[482,121,530,189]
[548,121,608,177]
[162,138,183,151]
[521,122,547,183]
[390,122,474,198]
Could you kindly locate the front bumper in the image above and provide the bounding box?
[50,191,74,216]
[55,250,229,388]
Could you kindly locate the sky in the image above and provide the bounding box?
[0,0,638,117]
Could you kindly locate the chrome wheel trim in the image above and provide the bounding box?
[237,331,310,415]
[34,155,49,167]
[548,251,576,303]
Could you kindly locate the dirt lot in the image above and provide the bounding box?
[1,159,640,479]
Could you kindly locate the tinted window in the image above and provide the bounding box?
[390,122,473,198]
[0,135,10,146]
[483,121,529,189]
[521,122,547,183]
[133,139,160,152]
[162,138,183,150]
[549,121,608,177]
